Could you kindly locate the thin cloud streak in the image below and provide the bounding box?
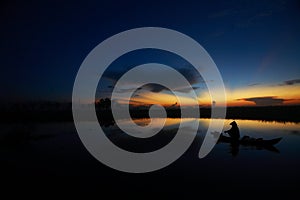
[279,79,300,86]
[238,96,284,106]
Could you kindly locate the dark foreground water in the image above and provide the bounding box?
[1,119,299,197]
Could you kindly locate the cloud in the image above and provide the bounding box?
[279,79,300,86]
[176,86,200,93]
[131,84,199,94]
[248,83,261,87]
[238,96,285,106]
[102,65,202,93]
[142,84,167,93]
[176,66,202,85]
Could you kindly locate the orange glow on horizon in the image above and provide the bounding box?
[112,84,300,107]
[197,84,300,107]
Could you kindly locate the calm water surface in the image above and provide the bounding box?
[1,118,299,195]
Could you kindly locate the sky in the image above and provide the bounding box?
[1,0,300,106]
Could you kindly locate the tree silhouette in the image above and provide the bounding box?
[95,98,111,110]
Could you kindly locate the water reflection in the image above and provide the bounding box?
[218,120,282,156]
[1,118,299,194]
[98,118,299,156]
[218,134,281,156]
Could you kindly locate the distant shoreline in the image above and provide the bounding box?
[1,105,299,123]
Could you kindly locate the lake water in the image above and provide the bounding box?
[1,118,299,196]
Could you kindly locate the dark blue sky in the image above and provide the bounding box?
[1,0,300,102]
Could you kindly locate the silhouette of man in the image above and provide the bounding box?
[224,121,240,140]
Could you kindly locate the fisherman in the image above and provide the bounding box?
[224,121,240,140]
